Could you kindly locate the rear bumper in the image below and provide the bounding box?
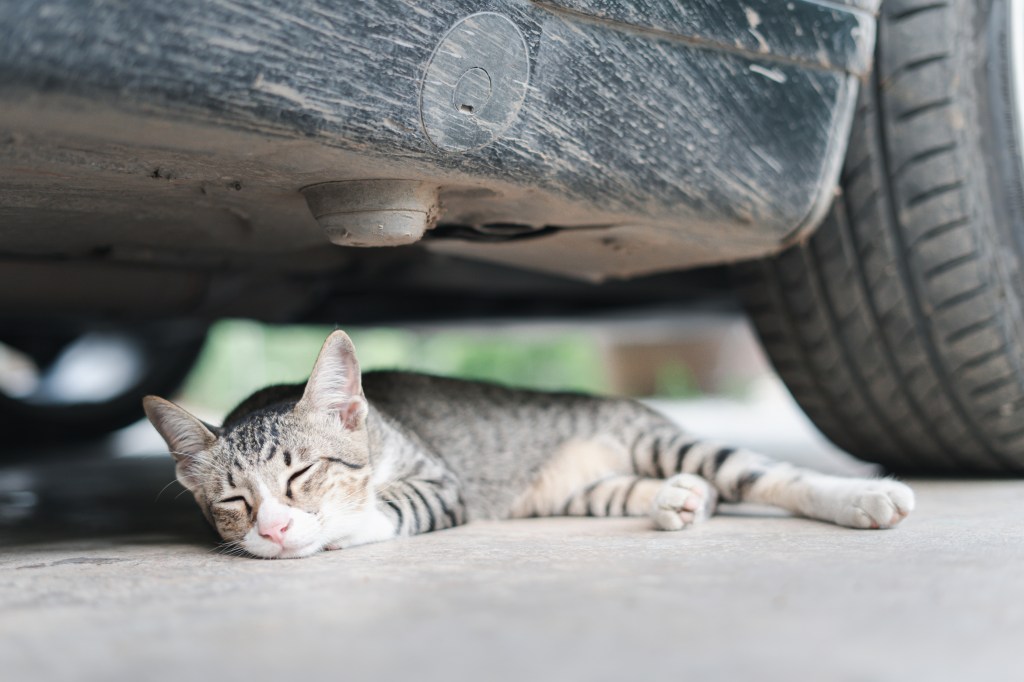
[0,0,875,287]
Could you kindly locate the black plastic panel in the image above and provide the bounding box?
[0,0,874,283]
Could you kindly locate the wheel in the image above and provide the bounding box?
[736,0,1024,473]
[0,322,206,447]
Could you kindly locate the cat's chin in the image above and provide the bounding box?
[242,540,324,560]
[275,543,325,559]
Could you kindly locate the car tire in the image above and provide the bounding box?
[0,323,206,448]
[736,0,1024,473]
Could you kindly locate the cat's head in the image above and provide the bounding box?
[144,330,373,559]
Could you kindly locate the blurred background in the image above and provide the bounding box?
[121,315,862,472]
[0,314,863,470]
[178,317,752,413]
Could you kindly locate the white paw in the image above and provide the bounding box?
[833,479,915,529]
[651,474,718,531]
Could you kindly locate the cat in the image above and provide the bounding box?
[144,330,915,559]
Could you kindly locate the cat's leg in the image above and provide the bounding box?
[560,473,718,530]
[513,467,718,530]
[330,471,466,549]
[375,471,468,539]
[726,457,914,529]
[629,419,914,529]
[508,435,718,528]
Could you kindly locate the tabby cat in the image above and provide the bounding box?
[144,330,914,559]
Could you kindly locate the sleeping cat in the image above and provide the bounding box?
[144,330,914,559]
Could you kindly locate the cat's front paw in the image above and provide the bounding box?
[652,474,718,531]
[833,479,915,529]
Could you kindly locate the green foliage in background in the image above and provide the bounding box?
[652,362,702,399]
[180,320,611,413]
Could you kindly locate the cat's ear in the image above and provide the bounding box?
[297,330,367,430]
[143,395,218,491]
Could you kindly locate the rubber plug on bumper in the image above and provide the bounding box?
[301,180,440,247]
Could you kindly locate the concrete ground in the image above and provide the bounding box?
[2,380,1023,681]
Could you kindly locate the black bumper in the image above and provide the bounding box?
[0,0,876,282]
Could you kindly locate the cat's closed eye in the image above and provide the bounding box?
[286,464,316,498]
[217,496,252,515]
[322,456,365,470]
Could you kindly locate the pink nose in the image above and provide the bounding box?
[258,518,292,545]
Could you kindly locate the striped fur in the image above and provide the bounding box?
[145,331,915,559]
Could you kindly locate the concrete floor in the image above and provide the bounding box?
[2,385,1023,681]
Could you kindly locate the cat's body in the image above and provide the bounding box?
[145,331,914,559]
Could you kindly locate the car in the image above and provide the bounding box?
[1,0,1021,473]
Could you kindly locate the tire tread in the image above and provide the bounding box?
[738,0,1024,472]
